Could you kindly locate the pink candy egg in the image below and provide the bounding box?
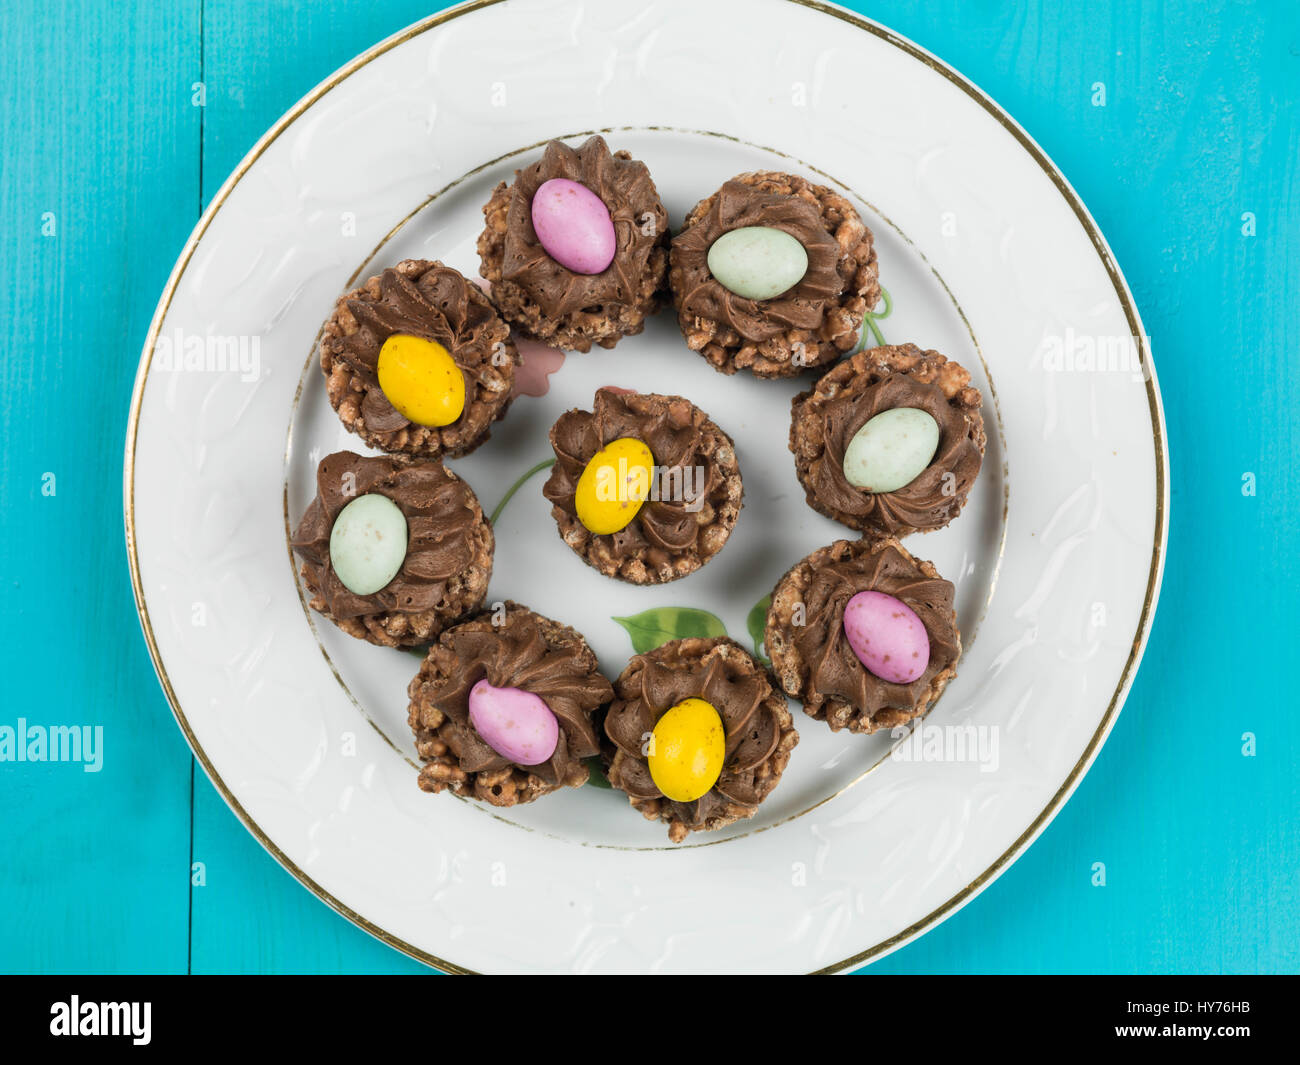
[842,590,931,684]
[531,178,617,275]
[468,678,560,766]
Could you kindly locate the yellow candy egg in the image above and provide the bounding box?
[574,437,655,535]
[648,697,725,803]
[376,334,465,427]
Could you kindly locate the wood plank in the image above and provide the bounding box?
[0,0,201,973]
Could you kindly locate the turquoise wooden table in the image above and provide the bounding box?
[2,0,1296,974]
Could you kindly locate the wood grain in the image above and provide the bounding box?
[0,0,201,973]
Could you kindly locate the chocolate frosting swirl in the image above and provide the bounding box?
[501,135,668,318]
[290,451,484,619]
[322,260,509,435]
[670,179,845,343]
[793,540,959,719]
[418,608,610,787]
[543,390,730,560]
[605,639,788,829]
[793,345,984,534]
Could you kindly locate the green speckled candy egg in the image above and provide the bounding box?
[842,407,941,493]
[329,493,408,595]
[706,226,808,300]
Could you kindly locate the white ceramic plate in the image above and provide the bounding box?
[125,0,1167,974]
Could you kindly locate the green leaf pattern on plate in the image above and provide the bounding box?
[860,285,893,349]
[490,457,556,525]
[583,756,612,788]
[611,607,728,654]
[746,593,772,667]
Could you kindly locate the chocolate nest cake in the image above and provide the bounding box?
[669,170,880,378]
[477,135,669,352]
[789,343,986,536]
[603,637,798,842]
[319,258,518,459]
[542,389,743,584]
[765,538,961,735]
[290,451,493,648]
[407,603,613,807]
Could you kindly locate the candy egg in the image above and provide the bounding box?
[468,679,560,766]
[328,493,408,595]
[842,407,941,493]
[706,226,809,300]
[574,437,655,535]
[843,590,930,684]
[531,178,617,275]
[648,697,725,802]
[376,334,465,427]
